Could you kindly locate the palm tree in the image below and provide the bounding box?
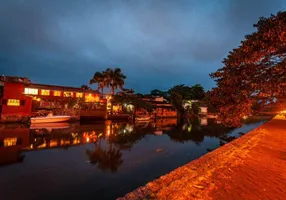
[105,68,126,95]
[86,142,123,172]
[90,72,106,94]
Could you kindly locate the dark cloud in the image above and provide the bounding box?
[0,0,285,93]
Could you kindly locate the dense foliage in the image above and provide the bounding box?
[210,11,286,127]
[90,68,126,94]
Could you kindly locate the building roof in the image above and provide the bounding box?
[28,83,100,94]
[0,75,31,84]
[1,75,101,94]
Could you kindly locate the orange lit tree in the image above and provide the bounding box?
[210,11,286,127]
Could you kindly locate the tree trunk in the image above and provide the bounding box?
[111,86,115,95]
[177,110,185,125]
[132,107,136,123]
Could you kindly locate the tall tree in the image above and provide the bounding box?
[169,84,194,122]
[90,71,106,94]
[190,84,205,100]
[105,68,126,95]
[210,11,286,127]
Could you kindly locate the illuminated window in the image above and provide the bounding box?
[76,92,83,98]
[4,137,17,147]
[24,88,38,95]
[64,91,73,97]
[85,94,100,102]
[41,89,50,96]
[7,99,20,106]
[53,91,61,96]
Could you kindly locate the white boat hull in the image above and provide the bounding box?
[30,116,71,124]
[30,122,70,129]
[136,117,151,121]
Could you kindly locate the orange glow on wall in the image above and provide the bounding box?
[7,99,20,106]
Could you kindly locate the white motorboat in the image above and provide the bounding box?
[30,115,71,124]
[30,122,70,129]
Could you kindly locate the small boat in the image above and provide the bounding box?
[135,116,151,121]
[30,115,71,124]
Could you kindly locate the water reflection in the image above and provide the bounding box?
[166,118,233,145]
[0,117,269,168]
[86,142,123,173]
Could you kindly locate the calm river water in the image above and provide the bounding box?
[0,117,271,200]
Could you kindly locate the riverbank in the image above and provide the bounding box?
[119,115,286,200]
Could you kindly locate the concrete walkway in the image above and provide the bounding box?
[118,115,286,200]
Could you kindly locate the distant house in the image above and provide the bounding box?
[140,96,177,118]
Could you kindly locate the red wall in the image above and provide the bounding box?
[1,82,32,116]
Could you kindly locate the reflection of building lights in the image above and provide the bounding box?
[86,137,90,142]
[106,125,111,136]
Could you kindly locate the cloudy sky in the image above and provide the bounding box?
[0,0,285,93]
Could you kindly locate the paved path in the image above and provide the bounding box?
[118,115,286,200]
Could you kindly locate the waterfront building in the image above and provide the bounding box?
[0,76,107,121]
[139,97,177,118]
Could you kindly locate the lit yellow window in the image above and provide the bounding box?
[24,88,38,95]
[7,99,20,106]
[4,137,17,147]
[53,91,61,96]
[76,92,83,98]
[41,89,50,96]
[84,94,99,102]
[64,91,73,97]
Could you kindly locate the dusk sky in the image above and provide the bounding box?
[1,0,285,93]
